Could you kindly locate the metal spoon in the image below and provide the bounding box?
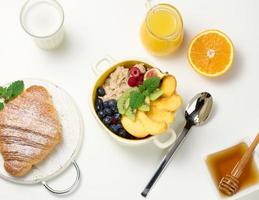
[141,92,213,197]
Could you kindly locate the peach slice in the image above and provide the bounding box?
[160,75,176,97]
[137,111,168,135]
[148,106,175,124]
[151,94,182,112]
[121,113,149,138]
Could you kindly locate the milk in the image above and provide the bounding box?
[21,0,64,50]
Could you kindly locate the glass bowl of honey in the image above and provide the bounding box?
[204,137,259,200]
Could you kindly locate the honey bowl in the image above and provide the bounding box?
[204,138,259,200]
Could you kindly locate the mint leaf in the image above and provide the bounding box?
[143,77,161,93]
[129,91,145,109]
[143,90,150,97]
[0,87,5,96]
[0,80,24,109]
[6,80,24,101]
[0,102,4,111]
[0,87,8,99]
[139,85,146,93]
[4,88,12,100]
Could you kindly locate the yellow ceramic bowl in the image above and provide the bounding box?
[91,56,179,149]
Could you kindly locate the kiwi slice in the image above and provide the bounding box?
[145,96,150,105]
[117,88,138,114]
[150,89,163,101]
[125,107,136,121]
[138,104,150,112]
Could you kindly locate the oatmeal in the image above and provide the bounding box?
[101,67,130,101]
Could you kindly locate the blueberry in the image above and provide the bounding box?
[111,105,118,113]
[95,104,101,111]
[108,99,117,108]
[110,124,120,133]
[114,113,121,121]
[118,129,135,139]
[107,100,117,111]
[116,123,123,130]
[111,124,123,133]
[97,110,106,119]
[103,108,112,116]
[97,87,106,97]
[127,134,136,139]
[118,129,129,138]
[95,97,103,105]
[103,101,109,108]
[103,116,112,125]
[95,98,103,111]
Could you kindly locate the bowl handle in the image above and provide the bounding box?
[145,0,152,9]
[92,55,114,76]
[153,130,177,149]
[41,161,80,195]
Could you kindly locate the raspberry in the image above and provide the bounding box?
[130,67,141,78]
[137,74,144,85]
[128,77,138,87]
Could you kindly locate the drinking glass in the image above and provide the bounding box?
[20,0,65,50]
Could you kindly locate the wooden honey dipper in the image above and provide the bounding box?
[218,134,259,196]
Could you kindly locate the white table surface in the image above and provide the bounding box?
[0,0,259,199]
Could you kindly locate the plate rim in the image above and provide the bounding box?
[0,78,84,185]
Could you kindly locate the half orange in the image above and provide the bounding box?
[188,30,234,77]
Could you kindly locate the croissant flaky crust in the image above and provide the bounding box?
[0,86,62,177]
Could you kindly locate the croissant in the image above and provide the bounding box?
[0,86,62,176]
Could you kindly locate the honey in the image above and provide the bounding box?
[206,142,259,196]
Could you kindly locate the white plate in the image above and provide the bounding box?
[0,79,83,194]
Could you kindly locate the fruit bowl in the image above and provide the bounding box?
[90,56,185,149]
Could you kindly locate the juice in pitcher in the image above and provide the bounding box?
[140,4,183,56]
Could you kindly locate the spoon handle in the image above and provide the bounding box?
[141,121,193,197]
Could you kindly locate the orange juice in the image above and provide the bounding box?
[140,4,183,56]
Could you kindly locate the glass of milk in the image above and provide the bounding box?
[20,0,64,50]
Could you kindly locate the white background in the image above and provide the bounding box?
[0,0,259,199]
